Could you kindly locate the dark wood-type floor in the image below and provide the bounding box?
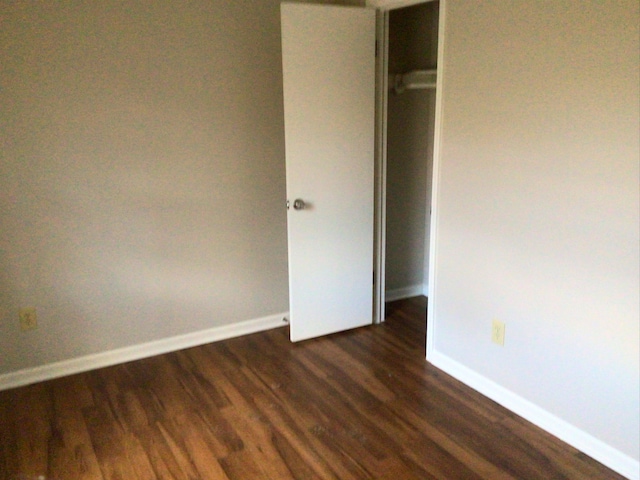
[0,297,623,479]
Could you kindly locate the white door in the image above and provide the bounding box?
[281,3,376,342]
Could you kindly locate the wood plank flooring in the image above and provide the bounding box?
[0,297,623,479]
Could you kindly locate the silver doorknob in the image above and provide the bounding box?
[293,198,306,210]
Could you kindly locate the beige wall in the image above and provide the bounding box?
[431,0,639,466]
[0,1,340,374]
[1,0,364,376]
[385,1,438,293]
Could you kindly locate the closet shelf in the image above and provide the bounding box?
[392,69,437,94]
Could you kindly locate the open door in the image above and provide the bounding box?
[281,3,376,342]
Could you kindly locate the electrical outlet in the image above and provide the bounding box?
[492,319,505,346]
[19,307,38,331]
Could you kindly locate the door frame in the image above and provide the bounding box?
[373,8,389,325]
[372,0,443,333]
[367,0,429,9]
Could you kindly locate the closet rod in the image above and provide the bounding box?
[392,69,437,94]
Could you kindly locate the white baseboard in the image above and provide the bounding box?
[385,284,426,302]
[428,349,640,480]
[0,312,289,392]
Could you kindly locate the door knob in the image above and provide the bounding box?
[293,198,306,210]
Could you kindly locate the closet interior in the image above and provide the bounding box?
[384,1,439,307]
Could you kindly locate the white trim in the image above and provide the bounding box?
[429,349,640,480]
[385,284,424,302]
[373,9,389,325]
[0,312,288,392]
[426,0,446,361]
[367,0,435,11]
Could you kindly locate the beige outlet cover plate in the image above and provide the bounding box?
[19,307,37,331]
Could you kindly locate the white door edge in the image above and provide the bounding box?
[426,0,446,361]
[373,9,389,325]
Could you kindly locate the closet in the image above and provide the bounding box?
[384,1,439,305]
